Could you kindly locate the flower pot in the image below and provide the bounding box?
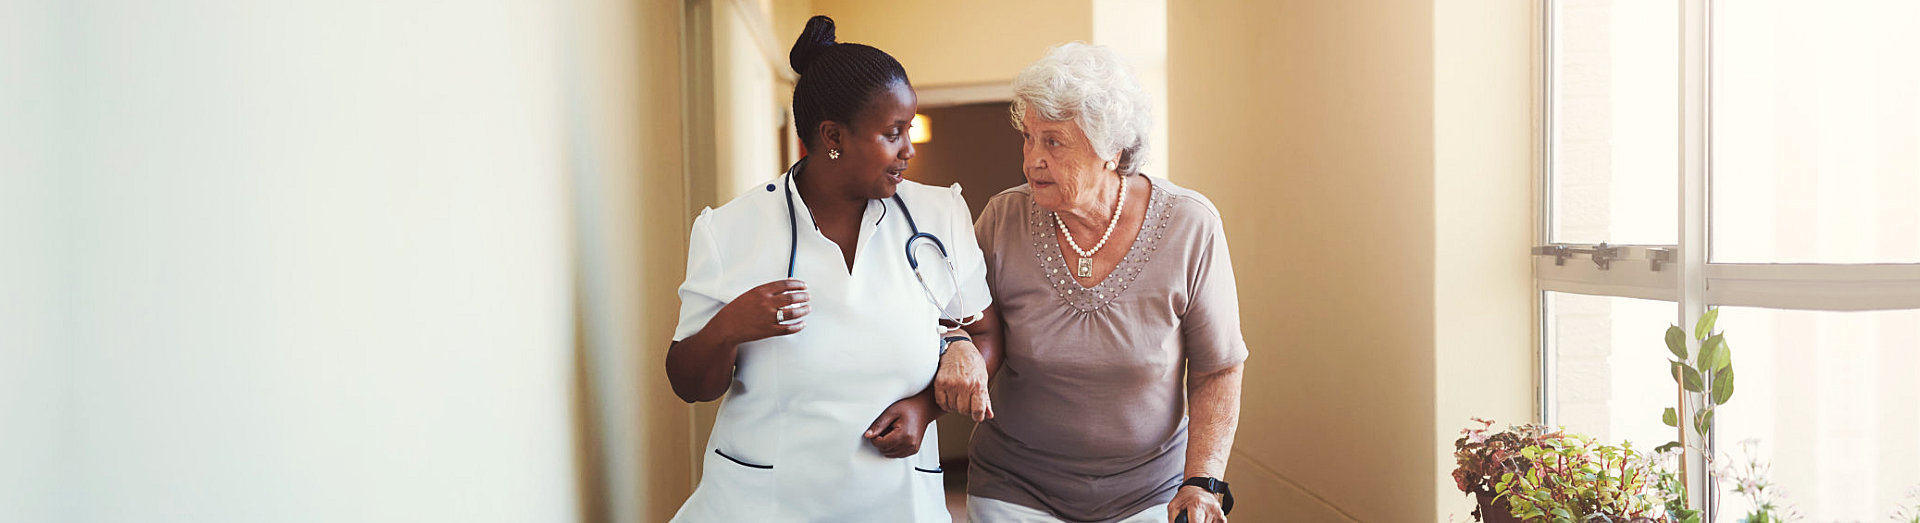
[1475,492,1522,523]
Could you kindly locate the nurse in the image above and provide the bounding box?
[664,15,999,523]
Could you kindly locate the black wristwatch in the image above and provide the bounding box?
[1180,476,1234,515]
[939,335,971,356]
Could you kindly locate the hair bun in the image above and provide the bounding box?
[789,15,838,74]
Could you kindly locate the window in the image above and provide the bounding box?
[1712,308,1920,518]
[1711,0,1920,265]
[1542,292,1677,452]
[1545,0,1677,246]
[1539,0,1920,518]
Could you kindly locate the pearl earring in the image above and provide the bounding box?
[828,149,841,160]
[1104,160,1117,171]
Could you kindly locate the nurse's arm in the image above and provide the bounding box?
[665,335,740,403]
[665,279,811,403]
[865,388,941,459]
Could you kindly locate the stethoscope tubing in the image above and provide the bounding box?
[782,159,949,278]
[780,159,965,332]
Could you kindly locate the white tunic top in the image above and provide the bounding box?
[669,169,992,523]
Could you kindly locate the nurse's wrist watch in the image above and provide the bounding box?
[1180,476,1234,515]
[938,335,971,356]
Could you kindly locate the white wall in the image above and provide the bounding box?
[0,2,65,519]
[12,1,581,521]
[1434,0,1538,518]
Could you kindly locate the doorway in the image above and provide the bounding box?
[904,101,1028,219]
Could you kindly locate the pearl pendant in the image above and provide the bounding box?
[1078,258,1093,277]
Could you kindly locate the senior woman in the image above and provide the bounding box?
[934,43,1247,523]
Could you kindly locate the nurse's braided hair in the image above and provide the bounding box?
[789,15,910,153]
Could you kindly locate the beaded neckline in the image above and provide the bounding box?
[1026,180,1172,312]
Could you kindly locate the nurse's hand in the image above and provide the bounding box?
[715,279,810,343]
[863,394,938,458]
[934,341,993,422]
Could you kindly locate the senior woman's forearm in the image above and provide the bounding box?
[1183,363,1244,479]
[959,305,1005,375]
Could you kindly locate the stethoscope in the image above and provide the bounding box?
[778,158,977,331]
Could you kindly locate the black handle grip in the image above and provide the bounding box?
[1173,510,1188,523]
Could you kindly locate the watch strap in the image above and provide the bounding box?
[939,335,971,355]
[1180,476,1233,515]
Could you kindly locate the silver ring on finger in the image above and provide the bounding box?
[775,307,786,322]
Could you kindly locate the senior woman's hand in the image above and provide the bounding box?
[1167,487,1227,523]
[934,340,993,422]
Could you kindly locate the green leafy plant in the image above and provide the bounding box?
[1657,307,1735,455]
[1645,310,1920,521]
[1648,307,1734,519]
[1491,433,1664,522]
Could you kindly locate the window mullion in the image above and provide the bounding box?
[1677,0,1713,513]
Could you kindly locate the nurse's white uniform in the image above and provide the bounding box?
[669,170,991,523]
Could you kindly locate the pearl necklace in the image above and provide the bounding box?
[1054,176,1127,278]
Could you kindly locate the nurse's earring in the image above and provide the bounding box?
[828,149,841,160]
[1104,160,1117,171]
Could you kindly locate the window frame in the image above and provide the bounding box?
[1535,0,1920,515]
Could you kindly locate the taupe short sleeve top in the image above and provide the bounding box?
[967,177,1249,523]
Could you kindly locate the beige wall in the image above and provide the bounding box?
[711,0,792,199]
[1171,2,1438,520]
[1170,1,1533,520]
[771,0,818,62]
[807,0,1094,87]
[566,1,701,522]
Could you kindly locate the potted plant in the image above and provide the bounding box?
[1455,419,1672,522]
[1454,419,1552,523]
[1491,433,1664,522]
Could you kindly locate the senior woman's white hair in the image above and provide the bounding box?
[1010,42,1154,176]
